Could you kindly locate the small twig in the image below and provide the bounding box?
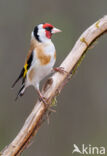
[1,15,107,156]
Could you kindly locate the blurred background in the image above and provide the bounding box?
[0,0,107,155]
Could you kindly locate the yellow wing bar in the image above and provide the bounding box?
[23,63,28,78]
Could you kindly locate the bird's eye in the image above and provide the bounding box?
[45,27,52,31]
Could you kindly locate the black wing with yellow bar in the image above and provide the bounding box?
[12,51,33,88]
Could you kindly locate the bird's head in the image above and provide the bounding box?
[32,23,62,43]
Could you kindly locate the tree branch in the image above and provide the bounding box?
[1,15,107,156]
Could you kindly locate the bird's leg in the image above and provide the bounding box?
[36,89,48,106]
[53,67,68,74]
[36,89,56,124]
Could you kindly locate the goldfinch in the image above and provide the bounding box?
[12,23,62,103]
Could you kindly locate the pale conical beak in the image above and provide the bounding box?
[52,27,62,34]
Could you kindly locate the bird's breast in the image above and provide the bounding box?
[35,43,56,66]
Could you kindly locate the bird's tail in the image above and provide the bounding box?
[15,84,25,101]
[11,68,24,88]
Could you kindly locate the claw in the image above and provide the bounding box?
[36,89,48,106]
[39,95,48,106]
[53,67,68,74]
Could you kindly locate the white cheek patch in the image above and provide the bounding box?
[38,29,47,42]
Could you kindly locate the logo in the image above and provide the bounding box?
[72,144,105,155]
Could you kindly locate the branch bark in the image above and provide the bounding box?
[1,15,107,156]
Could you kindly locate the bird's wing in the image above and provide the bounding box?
[12,50,34,88]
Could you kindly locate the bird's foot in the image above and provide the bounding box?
[36,89,47,104]
[53,67,68,74]
[39,94,48,106]
[37,89,56,124]
[40,97,56,112]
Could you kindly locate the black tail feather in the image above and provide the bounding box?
[15,84,25,101]
[12,76,21,89]
[12,68,24,88]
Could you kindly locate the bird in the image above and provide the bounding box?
[12,23,63,104]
